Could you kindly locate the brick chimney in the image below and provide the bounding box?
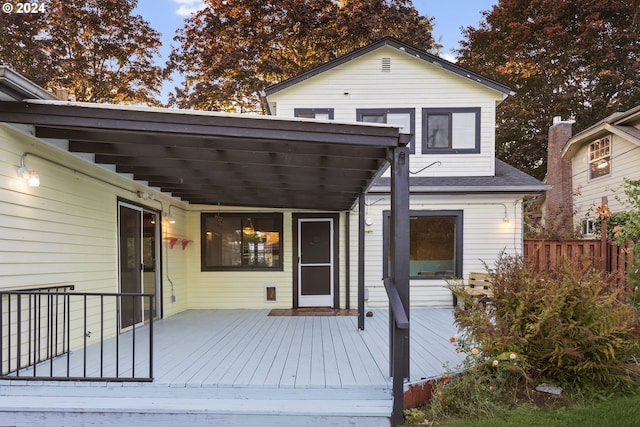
[545,117,574,232]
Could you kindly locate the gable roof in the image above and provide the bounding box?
[262,37,514,102]
[370,159,548,194]
[562,105,640,158]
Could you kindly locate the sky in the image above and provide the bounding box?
[134,0,497,98]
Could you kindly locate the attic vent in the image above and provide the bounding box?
[381,57,391,72]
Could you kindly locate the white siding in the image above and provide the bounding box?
[267,46,503,177]
[0,124,188,356]
[347,194,524,308]
[572,134,640,230]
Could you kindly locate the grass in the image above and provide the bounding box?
[435,392,640,427]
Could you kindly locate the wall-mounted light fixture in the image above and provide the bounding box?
[164,212,176,224]
[502,204,510,224]
[17,157,40,187]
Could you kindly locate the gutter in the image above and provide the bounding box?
[0,66,57,101]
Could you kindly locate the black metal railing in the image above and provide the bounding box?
[384,277,409,427]
[0,287,154,382]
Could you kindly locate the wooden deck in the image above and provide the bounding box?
[0,308,464,426]
[146,308,463,388]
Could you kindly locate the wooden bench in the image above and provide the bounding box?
[465,272,493,299]
[452,272,494,307]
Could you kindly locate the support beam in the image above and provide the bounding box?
[388,146,410,427]
[345,211,350,311]
[358,194,366,330]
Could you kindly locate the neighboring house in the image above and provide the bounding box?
[545,105,640,237]
[263,37,548,308]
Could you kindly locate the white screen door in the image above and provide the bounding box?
[298,218,334,307]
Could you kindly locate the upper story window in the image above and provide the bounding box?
[356,108,415,153]
[294,108,334,120]
[422,107,481,154]
[201,213,283,271]
[589,137,611,180]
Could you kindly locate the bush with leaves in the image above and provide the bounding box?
[612,180,640,300]
[450,255,640,390]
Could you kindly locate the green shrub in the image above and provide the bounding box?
[450,255,640,388]
[407,256,640,424]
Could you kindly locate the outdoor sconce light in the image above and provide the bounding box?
[502,204,510,224]
[164,212,176,224]
[164,204,177,224]
[17,157,40,187]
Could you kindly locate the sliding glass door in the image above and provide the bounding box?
[118,202,160,330]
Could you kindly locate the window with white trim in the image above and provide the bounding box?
[581,218,595,236]
[422,108,481,154]
[589,137,611,179]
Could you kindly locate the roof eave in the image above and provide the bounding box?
[369,185,551,194]
[0,66,57,101]
[562,122,640,158]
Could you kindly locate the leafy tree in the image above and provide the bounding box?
[0,0,163,105]
[457,0,640,180]
[166,0,436,112]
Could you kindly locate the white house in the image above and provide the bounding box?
[263,37,548,308]
[0,39,546,424]
[544,106,640,237]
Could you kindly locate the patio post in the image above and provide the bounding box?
[389,146,410,426]
[358,193,366,330]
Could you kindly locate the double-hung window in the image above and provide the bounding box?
[384,210,463,279]
[422,108,481,154]
[201,213,283,271]
[294,108,334,120]
[356,108,415,153]
[589,137,611,180]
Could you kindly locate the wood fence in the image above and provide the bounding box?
[523,239,634,293]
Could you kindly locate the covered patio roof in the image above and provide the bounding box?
[0,99,407,211]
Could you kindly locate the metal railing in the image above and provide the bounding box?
[0,287,154,382]
[383,277,409,427]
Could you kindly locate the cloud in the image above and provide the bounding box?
[172,0,205,17]
[440,52,458,63]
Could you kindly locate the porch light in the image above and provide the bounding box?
[164,212,176,224]
[17,158,40,187]
[502,204,509,224]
